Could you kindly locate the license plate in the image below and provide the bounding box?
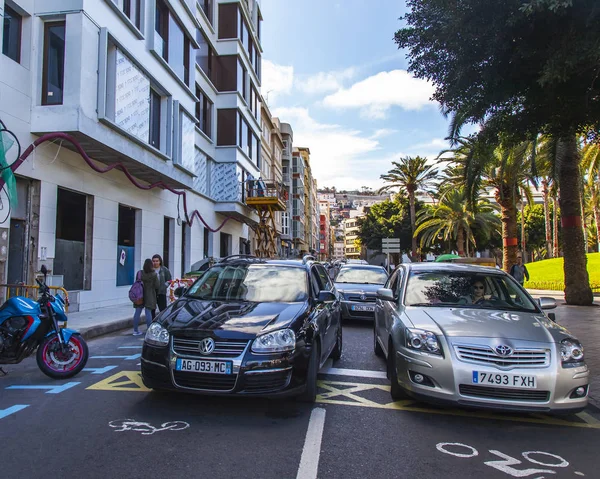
[352,304,375,312]
[175,358,232,374]
[472,371,536,389]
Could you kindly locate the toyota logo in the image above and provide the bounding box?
[495,345,513,357]
[198,338,215,355]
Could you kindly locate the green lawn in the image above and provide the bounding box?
[524,253,600,291]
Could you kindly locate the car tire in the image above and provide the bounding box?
[374,322,384,357]
[329,323,343,360]
[298,341,320,403]
[388,343,409,400]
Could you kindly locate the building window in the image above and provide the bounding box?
[179,110,195,171]
[199,0,213,24]
[239,116,249,156]
[196,30,215,82]
[2,5,22,63]
[218,3,237,39]
[155,0,169,61]
[42,22,66,106]
[217,108,237,146]
[149,89,161,148]
[121,0,142,30]
[237,60,247,101]
[195,84,213,138]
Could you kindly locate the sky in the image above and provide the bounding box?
[259,0,455,191]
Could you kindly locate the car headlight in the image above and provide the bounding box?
[406,328,442,355]
[252,329,296,354]
[560,338,584,367]
[145,322,170,346]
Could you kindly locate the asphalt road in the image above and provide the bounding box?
[0,320,598,479]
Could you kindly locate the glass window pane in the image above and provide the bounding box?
[2,5,21,63]
[168,16,184,79]
[42,22,66,105]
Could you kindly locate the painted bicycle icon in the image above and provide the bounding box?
[109,419,190,435]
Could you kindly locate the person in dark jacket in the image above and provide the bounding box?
[152,254,172,313]
[509,253,530,286]
[133,258,160,336]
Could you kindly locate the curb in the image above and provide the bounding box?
[77,317,133,340]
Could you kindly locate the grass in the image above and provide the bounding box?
[524,253,600,291]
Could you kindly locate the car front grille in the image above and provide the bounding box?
[173,370,237,391]
[346,295,377,302]
[242,369,292,393]
[454,345,549,368]
[173,337,248,359]
[459,384,549,402]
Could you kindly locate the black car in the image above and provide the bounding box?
[334,265,389,320]
[141,256,342,402]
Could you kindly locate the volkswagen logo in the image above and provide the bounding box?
[198,338,215,355]
[360,294,367,301]
[495,344,513,357]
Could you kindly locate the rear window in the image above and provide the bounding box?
[186,264,308,302]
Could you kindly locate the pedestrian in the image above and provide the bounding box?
[152,254,172,313]
[132,258,160,336]
[509,253,530,286]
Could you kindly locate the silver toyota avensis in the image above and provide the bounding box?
[374,263,589,413]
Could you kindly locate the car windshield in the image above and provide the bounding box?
[404,270,538,312]
[336,267,388,284]
[185,264,308,302]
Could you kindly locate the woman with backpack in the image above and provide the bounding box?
[132,258,160,336]
[152,254,172,313]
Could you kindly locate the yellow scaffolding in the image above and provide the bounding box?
[0,283,70,327]
[245,179,288,258]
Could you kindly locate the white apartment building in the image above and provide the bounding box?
[0,0,263,310]
[343,216,361,259]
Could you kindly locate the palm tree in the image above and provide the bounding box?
[582,142,600,253]
[379,156,439,259]
[415,189,499,254]
[441,138,534,271]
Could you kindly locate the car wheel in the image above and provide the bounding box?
[373,322,384,357]
[298,341,320,403]
[388,342,409,400]
[329,323,342,360]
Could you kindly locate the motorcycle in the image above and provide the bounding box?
[0,265,89,378]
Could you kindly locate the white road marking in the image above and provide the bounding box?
[90,354,141,360]
[522,451,568,468]
[296,408,326,479]
[109,419,189,435]
[436,443,479,458]
[576,411,599,425]
[319,367,387,379]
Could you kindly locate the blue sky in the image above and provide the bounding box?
[259,0,454,191]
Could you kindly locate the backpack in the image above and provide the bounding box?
[129,270,144,306]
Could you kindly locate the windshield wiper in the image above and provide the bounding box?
[408,302,456,307]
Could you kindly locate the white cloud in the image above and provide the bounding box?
[323,70,436,119]
[369,128,398,140]
[296,67,356,95]
[261,60,294,106]
[272,107,383,189]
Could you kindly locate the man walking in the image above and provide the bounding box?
[510,253,530,286]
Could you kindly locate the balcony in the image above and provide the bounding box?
[245,179,288,211]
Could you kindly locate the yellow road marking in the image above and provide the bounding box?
[86,371,150,392]
[316,380,600,429]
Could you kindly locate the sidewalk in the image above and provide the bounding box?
[67,302,138,339]
[527,289,600,408]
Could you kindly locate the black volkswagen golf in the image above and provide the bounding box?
[141,256,342,402]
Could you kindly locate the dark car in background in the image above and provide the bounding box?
[335,265,388,320]
[141,257,342,402]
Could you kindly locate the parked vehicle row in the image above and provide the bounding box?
[135,255,589,414]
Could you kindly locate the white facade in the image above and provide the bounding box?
[0,0,263,310]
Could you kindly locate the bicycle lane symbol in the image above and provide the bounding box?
[435,442,584,477]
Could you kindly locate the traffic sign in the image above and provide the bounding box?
[382,238,401,244]
[382,237,401,253]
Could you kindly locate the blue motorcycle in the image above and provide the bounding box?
[0,265,88,378]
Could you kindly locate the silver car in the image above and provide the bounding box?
[335,265,388,320]
[374,263,589,414]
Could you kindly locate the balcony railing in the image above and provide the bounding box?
[244,178,288,211]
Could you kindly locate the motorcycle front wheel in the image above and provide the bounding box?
[36,334,89,379]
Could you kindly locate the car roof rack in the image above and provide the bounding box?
[302,254,316,264]
[218,255,264,264]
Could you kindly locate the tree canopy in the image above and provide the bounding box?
[395,0,600,141]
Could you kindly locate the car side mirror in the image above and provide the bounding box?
[174,287,187,298]
[377,288,395,301]
[317,291,336,303]
[538,297,557,310]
